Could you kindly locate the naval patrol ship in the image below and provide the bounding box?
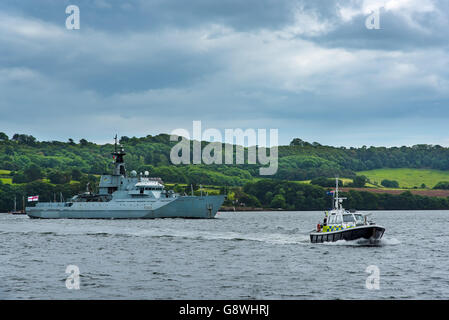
[26,138,225,219]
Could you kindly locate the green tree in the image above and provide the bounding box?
[310,177,343,187]
[4,146,14,156]
[12,172,28,184]
[144,153,153,165]
[0,132,8,141]
[119,136,130,143]
[71,168,82,181]
[352,175,367,188]
[270,194,286,208]
[12,134,36,145]
[264,191,273,204]
[24,164,43,182]
[290,138,306,146]
[381,179,400,188]
[48,171,71,184]
[433,181,449,190]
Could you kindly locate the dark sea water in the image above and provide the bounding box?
[0,210,448,299]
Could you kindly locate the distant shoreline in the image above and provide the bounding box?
[219,206,284,212]
[2,209,449,215]
[219,207,449,212]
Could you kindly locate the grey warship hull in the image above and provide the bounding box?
[27,195,225,219]
[26,137,226,219]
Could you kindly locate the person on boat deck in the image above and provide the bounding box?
[323,212,328,226]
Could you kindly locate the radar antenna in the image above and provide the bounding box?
[114,134,118,153]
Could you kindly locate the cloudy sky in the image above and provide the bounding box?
[0,0,448,146]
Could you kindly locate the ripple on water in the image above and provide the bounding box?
[0,210,447,299]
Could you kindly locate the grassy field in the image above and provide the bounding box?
[0,169,12,184]
[295,178,377,188]
[0,178,13,184]
[357,168,449,189]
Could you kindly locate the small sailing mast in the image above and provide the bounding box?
[10,195,26,214]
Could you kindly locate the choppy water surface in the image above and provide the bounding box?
[1,210,448,299]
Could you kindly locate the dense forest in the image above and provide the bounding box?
[3,133,449,183]
[2,132,449,211]
[240,180,449,211]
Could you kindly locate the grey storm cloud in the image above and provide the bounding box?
[0,0,449,146]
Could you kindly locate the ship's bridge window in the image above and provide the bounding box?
[343,214,355,223]
[329,215,336,224]
[336,215,343,224]
[354,214,364,223]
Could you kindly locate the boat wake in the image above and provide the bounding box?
[2,224,400,246]
[1,225,314,245]
[322,237,400,247]
[132,229,311,245]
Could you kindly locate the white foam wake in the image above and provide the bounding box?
[322,236,401,246]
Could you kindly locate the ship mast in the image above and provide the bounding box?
[112,134,127,176]
[334,177,346,211]
[336,177,339,208]
[335,177,339,210]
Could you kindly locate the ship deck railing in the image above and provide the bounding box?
[35,202,73,208]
